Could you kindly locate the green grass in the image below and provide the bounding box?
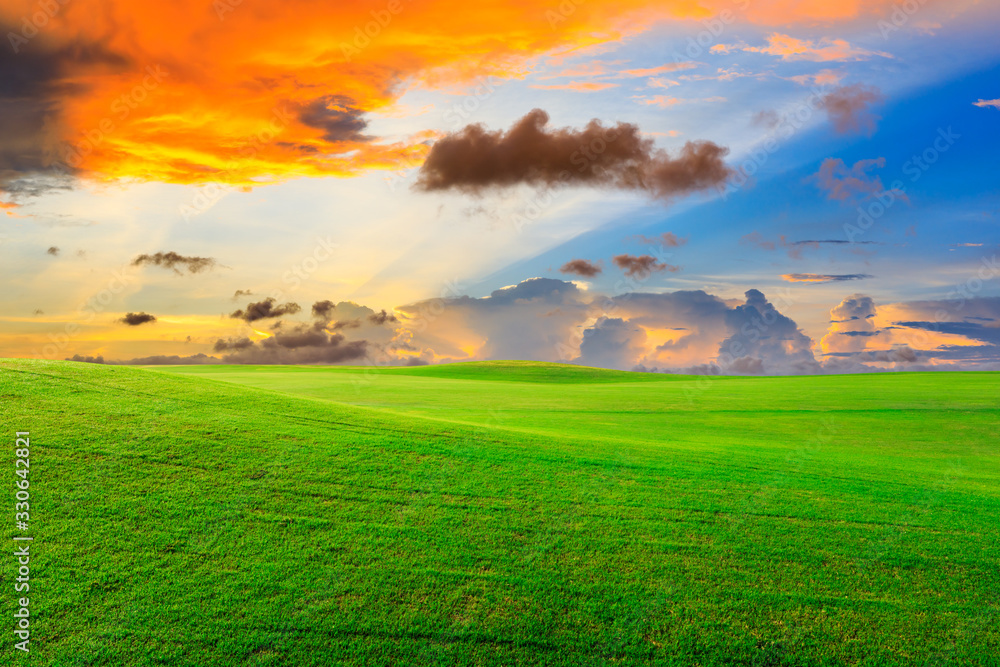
[2,359,999,665]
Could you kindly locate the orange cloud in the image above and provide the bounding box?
[618,63,698,77]
[0,0,941,194]
[781,273,872,283]
[788,69,844,86]
[744,33,892,61]
[530,81,619,92]
[636,96,726,107]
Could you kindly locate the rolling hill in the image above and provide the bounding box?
[2,358,998,665]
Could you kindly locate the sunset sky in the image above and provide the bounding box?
[2,0,999,372]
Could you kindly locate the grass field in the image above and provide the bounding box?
[1,358,998,665]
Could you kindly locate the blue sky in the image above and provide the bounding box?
[2,0,998,372]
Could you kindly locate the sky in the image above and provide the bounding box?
[2,0,999,373]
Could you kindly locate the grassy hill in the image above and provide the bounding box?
[2,359,998,665]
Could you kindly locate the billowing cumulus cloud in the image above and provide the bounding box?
[94,276,1000,372]
[822,294,879,354]
[560,259,603,277]
[132,251,218,274]
[576,317,647,370]
[883,297,1000,366]
[397,278,591,363]
[415,109,732,201]
[230,298,302,322]
[120,311,157,326]
[816,294,1000,371]
[717,289,820,375]
[397,279,819,374]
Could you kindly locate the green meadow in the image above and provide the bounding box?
[1,358,998,665]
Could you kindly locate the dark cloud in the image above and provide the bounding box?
[560,259,602,277]
[311,300,397,328]
[230,298,302,322]
[46,246,59,256]
[612,254,679,278]
[213,324,369,365]
[119,312,157,326]
[414,109,731,200]
[213,337,254,352]
[116,353,220,365]
[368,309,398,325]
[0,27,131,196]
[132,251,218,274]
[298,95,369,143]
[312,300,336,319]
[781,273,874,283]
[232,289,252,300]
[66,354,105,364]
[821,84,884,136]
